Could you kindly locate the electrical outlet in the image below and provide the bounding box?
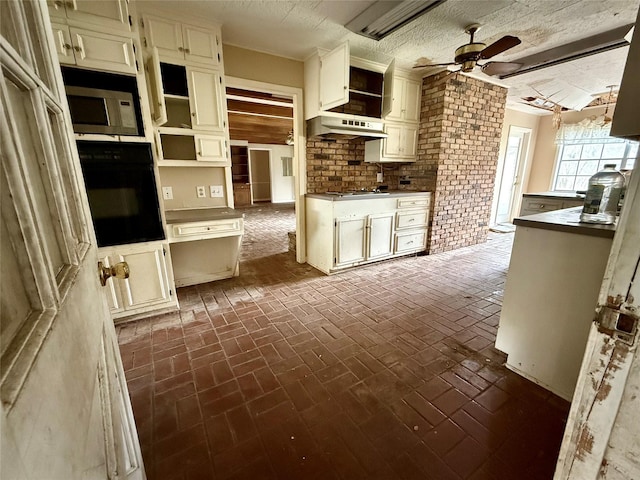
[196,186,206,198]
[161,186,173,200]
[210,185,224,198]
[376,172,384,183]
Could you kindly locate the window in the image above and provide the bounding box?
[554,140,637,191]
[281,156,293,176]
[553,116,637,192]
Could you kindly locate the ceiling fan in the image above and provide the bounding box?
[414,24,523,76]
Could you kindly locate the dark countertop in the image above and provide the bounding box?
[306,191,430,201]
[523,191,585,201]
[164,208,243,224]
[514,207,616,239]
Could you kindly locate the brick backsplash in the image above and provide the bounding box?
[399,72,507,254]
[306,138,400,193]
[304,72,505,255]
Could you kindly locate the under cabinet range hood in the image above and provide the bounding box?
[307,115,387,140]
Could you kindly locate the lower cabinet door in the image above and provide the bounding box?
[195,134,228,164]
[367,212,394,260]
[100,243,174,317]
[334,217,366,267]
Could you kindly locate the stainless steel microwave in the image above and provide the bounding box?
[65,86,139,136]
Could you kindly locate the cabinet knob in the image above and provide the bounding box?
[98,261,129,287]
[66,1,74,8]
[63,43,72,50]
[73,45,82,52]
[191,112,196,117]
[184,48,191,54]
[344,85,347,90]
[53,0,63,8]
[178,46,184,52]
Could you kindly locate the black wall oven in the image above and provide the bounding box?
[77,141,164,247]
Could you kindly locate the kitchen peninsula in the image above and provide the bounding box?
[306,191,431,274]
[495,207,616,400]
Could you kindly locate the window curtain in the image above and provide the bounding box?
[555,115,616,145]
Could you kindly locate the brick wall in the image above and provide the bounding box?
[399,72,507,253]
[306,138,400,193]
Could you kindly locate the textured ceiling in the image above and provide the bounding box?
[139,0,639,114]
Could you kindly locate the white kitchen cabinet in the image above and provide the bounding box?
[364,122,418,163]
[51,24,136,74]
[306,193,431,274]
[385,75,421,123]
[367,212,395,260]
[100,242,177,320]
[48,0,131,33]
[335,217,367,267]
[147,51,226,134]
[187,67,226,132]
[519,195,584,217]
[304,42,392,120]
[156,131,229,166]
[143,15,221,66]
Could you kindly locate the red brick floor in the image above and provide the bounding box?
[118,203,570,480]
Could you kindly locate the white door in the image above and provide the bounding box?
[143,15,184,61]
[554,166,640,479]
[1,3,144,479]
[69,27,136,74]
[65,0,130,32]
[493,127,530,224]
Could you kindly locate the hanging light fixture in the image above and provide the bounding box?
[602,84,616,124]
[552,104,563,130]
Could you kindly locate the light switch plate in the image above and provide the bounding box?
[210,185,224,197]
[196,186,206,198]
[162,186,173,200]
[376,172,384,183]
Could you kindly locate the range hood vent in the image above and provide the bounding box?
[307,116,387,140]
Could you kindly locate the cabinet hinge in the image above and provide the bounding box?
[135,60,140,73]
[128,15,133,27]
[163,248,166,256]
[217,53,221,63]
[143,37,147,48]
[170,289,173,297]
[216,36,220,46]
[140,18,144,28]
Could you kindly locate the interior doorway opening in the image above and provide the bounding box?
[249,149,272,202]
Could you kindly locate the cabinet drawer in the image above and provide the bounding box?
[396,209,428,230]
[169,218,243,242]
[394,231,427,254]
[520,198,562,215]
[397,196,430,209]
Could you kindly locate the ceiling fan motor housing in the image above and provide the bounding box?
[454,42,486,70]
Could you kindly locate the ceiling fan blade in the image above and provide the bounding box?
[413,62,456,69]
[481,61,523,76]
[480,35,521,59]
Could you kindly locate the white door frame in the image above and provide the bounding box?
[491,125,532,224]
[224,76,306,263]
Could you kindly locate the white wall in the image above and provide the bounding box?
[248,143,295,203]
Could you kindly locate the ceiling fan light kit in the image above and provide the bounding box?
[414,23,522,76]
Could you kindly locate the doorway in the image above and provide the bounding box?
[492,126,532,225]
[249,149,272,202]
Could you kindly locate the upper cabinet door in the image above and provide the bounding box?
[403,78,422,123]
[183,25,221,66]
[69,27,136,74]
[144,15,184,62]
[382,59,395,118]
[65,0,130,32]
[320,42,350,111]
[50,23,75,65]
[187,67,225,132]
[147,47,168,125]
